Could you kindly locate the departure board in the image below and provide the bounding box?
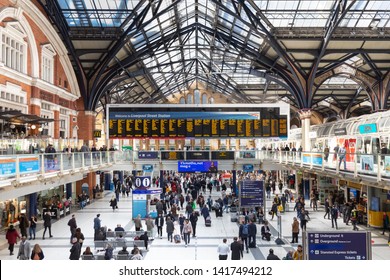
[108,105,289,138]
[203,119,211,137]
[194,120,203,137]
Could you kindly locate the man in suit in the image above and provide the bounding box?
[230,237,243,260]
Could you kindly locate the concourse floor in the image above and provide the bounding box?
[0,189,389,260]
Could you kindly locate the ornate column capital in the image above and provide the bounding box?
[298,109,312,120]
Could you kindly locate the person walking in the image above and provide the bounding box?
[69,237,81,260]
[74,228,85,257]
[18,213,29,238]
[93,214,101,240]
[134,214,143,231]
[324,198,330,219]
[155,213,164,239]
[230,237,243,260]
[29,215,37,240]
[217,238,230,260]
[31,243,44,260]
[182,219,192,247]
[67,214,77,243]
[248,220,257,248]
[266,248,280,260]
[17,236,31,260]
[239,221,249,253]
[189,211,198,237]
[331,204,339,230]
[42,211,53,239]
[6,224,20,255]
[145,216,155,240]
[382,212,389,235]
[291,217,300,243]
[110,195,118,211]
[338,145,347,170]
[166,217,174,242]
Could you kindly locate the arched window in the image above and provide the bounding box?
[41,44,56,83]
[194,89,200,104]
[187,94,193,104]
[202,93,208,104]
[0,22,27,73]
[179,97,185,104]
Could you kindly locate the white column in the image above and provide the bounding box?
[298,110,312,152]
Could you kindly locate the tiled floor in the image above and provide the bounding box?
[0,189,389,260]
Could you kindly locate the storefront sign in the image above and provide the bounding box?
[161,151,184,160]
[19,156,40,174]
[0,158,16,176]
[239,151,256,159]
[240,180,264,207]
[306,231,370,260]
[186,151,209,160]
[334,127,347,136]
[93,130,102,138]
[211,151,235,160]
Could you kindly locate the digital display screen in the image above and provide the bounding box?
[178,161,218,173]
[108,108,288,138]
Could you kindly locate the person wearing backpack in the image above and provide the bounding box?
[239,221,249,253]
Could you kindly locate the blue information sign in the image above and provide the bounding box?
[138,151,159,159]
[142,164,153,172]
[359,123,377,134]
[178,161,218,173]
[134,176,151,190]
[243,164,254,172]
[306,231,370,260]
[240,180,264,207]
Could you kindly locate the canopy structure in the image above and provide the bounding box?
[0,110,54,125]
[38,0,390,120]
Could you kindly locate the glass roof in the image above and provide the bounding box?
[51,0,390,115]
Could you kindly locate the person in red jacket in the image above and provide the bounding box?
[6,224,20,255]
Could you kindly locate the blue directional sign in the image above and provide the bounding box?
[138,151,159,159]
[306,231,371,260]
[240,180,264,207]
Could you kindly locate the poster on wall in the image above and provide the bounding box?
[360,155,374,171]
[385,156,390,174]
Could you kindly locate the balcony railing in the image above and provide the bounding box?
[0,150,389,182]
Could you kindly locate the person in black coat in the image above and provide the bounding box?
[230,237,243,260]
[266,248,280,260]
[189,211,198,237]
[155,213,164,239]
[248,220,257,247]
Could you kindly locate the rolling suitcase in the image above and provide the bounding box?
[205,216,212,227]
[174,234,181,243]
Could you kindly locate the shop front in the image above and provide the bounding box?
[368,187,390,228]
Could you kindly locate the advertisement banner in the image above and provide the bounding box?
[345,139,356,162]
[0,158,16,176]
[19,156,40,174]
[360,155,374,171]
[306,231,370,260]
[385,156,390,174]
[240,180,264,208]
[178,161,218,173]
